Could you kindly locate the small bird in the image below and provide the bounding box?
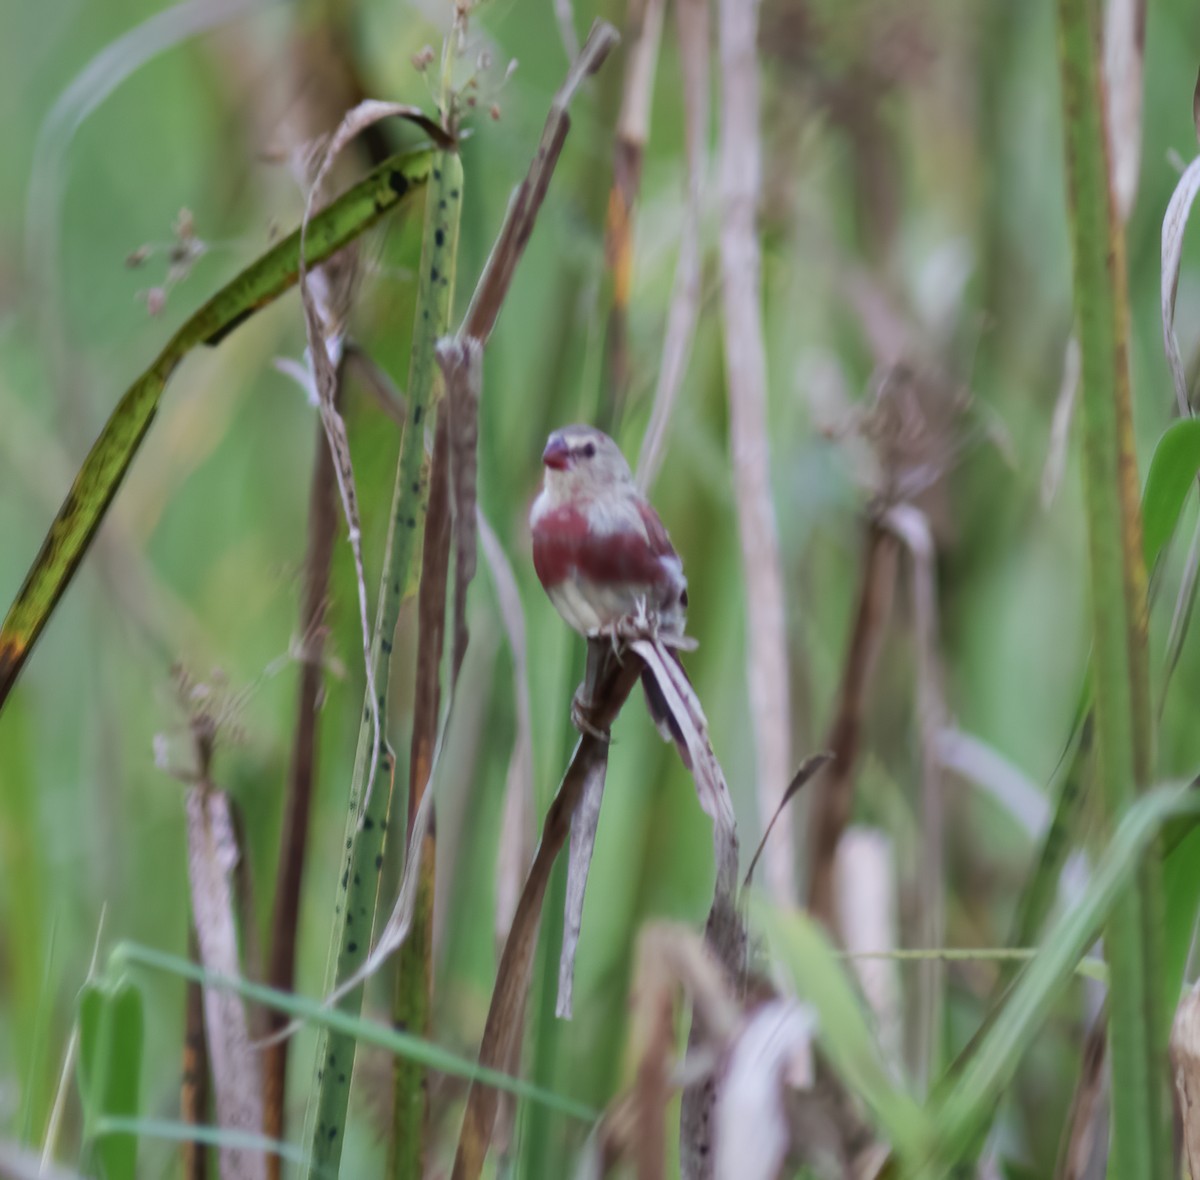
[530,424,689,753]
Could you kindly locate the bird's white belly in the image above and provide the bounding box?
[548,575,643,636]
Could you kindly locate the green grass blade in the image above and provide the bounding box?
[77,975,144,1180]
[111,941,595,1122]
[0,148,436,713]
[756,901,934,1169]
[303,148,463,1178]
[1012,420,1200,949]
[1057,0,1168,1172]
[934,786,1199,1167]
[1141,419,1200,571]
[390,150,463,1180]
[94,1117,310,1172]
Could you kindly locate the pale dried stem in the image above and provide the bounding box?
[882,503,946,1092]
[636,0,710,491]
[716,0,793,901]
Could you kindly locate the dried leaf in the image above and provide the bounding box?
[713,1000,817,1180]
[1161,154,1200,415]
[744,752,833,889]
[477,512,535,946]
[629,637,745,1177]
[557,747,606,1019]
[1058,1019,1109,1180]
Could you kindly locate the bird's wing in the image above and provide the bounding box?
[532,504,681,595]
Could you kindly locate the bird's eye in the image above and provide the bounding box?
[581,442,596,458]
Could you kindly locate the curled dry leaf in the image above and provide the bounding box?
[1161,154,1200,416]
[629,636,746,1178]
[713,1000,818,1180]
[477,511,535,948]
[557,687,607,1019]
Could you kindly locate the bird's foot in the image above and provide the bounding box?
[571,687,611,743]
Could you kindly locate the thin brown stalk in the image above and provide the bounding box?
[456,22,620,346]
[181,927,209,1180]
[716,0,793,901]
[185,773,265,1180]
[262,384,341,1175]
[807,521,897,929]
[448,348,481,691]
[391,407,454,1178]
[1057,1016,1109,1180]
[451,651,644,1180]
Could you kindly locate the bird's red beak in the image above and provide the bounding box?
[542,435,570,471]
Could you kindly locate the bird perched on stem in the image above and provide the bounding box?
[530,424,691,759]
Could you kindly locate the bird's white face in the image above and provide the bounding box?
[539,425,635,507]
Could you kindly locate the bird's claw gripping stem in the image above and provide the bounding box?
[571,686,611,743]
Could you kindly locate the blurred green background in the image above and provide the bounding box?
[2,0,1200,1174]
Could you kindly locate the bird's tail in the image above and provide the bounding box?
[641,649,693,769]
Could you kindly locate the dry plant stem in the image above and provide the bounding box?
[883,503,947,1090]
[262,387,341,1176]
[808,522,897,930]
[456,21,619,345]
[186,779,265,1180]
[635,0,710,490]
[628,638,746,1178]
[451,654,644,1180]
[557,636,613,1019]
[1057,1016,1108,1180]
[447,345,482,690]
[716,0,793,902]
[603,0,665,415]
[477,509,535,947]
[182,927,209,1180]
[392,409,453,1180]
[1058,0,1167,1173]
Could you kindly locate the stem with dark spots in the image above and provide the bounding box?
[391,408,453,1180]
